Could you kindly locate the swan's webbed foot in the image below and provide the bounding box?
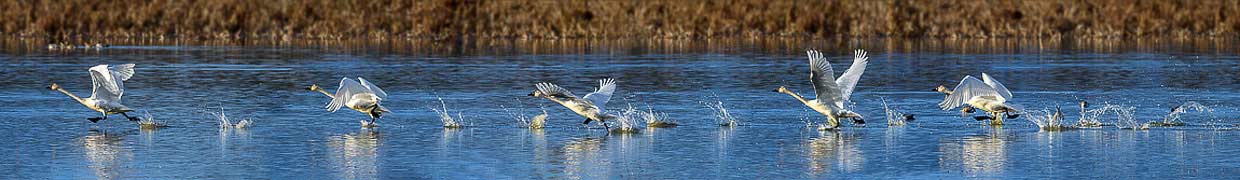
[851,117,866,125]
[973,116,993,121]
[87,117,103,123]
[120,112,140,121]
[1005,112,1020,119]
[902,114,916,122]
[582,118,593,125]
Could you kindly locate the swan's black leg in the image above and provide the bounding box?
[120,112,140,121]
[601,120,610,134]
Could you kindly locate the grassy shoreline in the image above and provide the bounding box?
[3,0,1238,40]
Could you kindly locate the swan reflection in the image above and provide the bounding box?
[81,130,131,179]
[327,129,381,179]
[806,131,864,176]
[940,128,1007,175]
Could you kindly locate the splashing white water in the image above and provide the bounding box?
[502,100,547,129]
[702,100,739,127]
[1156,101,1213,126]
[137,110,167,129]
[1077,103,1142,129]
[1025,108,1074,131]
[880,97,913,126]
[431,97,466,128]
[209,108,254,129]
[609,104,644,134]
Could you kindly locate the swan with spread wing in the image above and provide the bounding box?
[774,49,869,130]
[934,73,1020,125]
[528,78,617,130]
[309,77,391,127]
[49,64,142,123]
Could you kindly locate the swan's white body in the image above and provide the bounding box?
[50,64,141,122]
[311,77,391,126]
[776,49,869,129]
[530,78,617,130]
[937,73,1018,125]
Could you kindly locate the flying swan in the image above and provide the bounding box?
[529,78,617,131]
[934,73,1020,125]
[48,64,142,123]
[308,77,391,127]
[774,49,869,130]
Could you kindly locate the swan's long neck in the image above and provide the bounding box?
[779,91,811,104]
[54,88,87,104]
[314,89,334,98]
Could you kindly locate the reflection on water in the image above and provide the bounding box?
[327,129,381,179]
[805,131,864,177]
[81,130,131,179]
[555,137,605,179]
[940,128,1007,176]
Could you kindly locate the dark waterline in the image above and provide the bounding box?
[2,39,1239,179]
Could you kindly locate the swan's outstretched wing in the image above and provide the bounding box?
[834,49,868,101]
[807,50,845,105]
[357,77,387,99]
[88,64,135,101]
[326,78,370,112]
[939,75,1005,110]
[535,82,578,99]
[981,73,1012,100]
[583,78,616,110]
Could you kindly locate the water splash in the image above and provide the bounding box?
[430,97,466,128]
[1078,103,1143,130]
[1152,101,1213,127]
[502,100,548,129]
[137,110,168,129]
[702,100,739,127]
[880,97,913,126]
[1025,108,1074,131]
[209,107,254,129]
[636,105,677,128]
[609,104,644,134]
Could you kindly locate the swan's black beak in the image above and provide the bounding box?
[527,93,535,97]
[771,89,779,92]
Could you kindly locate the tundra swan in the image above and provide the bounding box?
[48,64,142,123]
[774,49,869,130]
[528,78,617,131]
[309,77,391,127]
[934,73,1020,125]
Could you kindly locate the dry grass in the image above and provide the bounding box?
[2,0,1237,40]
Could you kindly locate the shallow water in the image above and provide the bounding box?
[2,39,1240,179]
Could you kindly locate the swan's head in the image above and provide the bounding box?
[48,83,61,90]
[307,84,321,91]
[933,85,951,94]
[960,106,976,113]
[773,86,790,93]
[528,89,548,97]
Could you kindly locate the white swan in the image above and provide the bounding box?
[774,49,869,129]
[934,73,1019,125]
[309,77,391,126]
[528,78,617,130]
[48,64,142,123]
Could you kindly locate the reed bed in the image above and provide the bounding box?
[4,0,1236,40]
